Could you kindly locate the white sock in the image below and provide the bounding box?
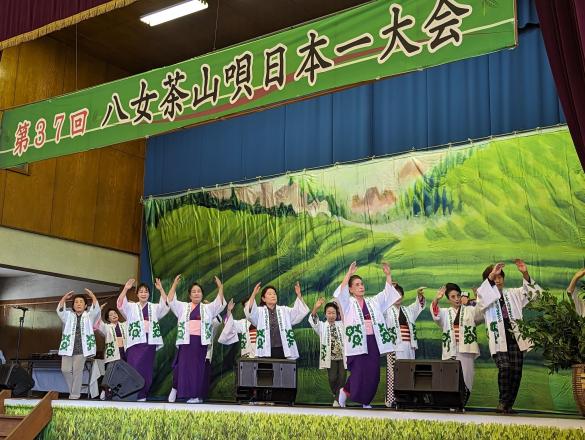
[168,388,177,403]
[362,404,372,409]
[338,388,347,407]
[99,390,106,401]
[137,398,146,402]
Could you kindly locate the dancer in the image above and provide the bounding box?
[245,281,309,359]
[477,260,541,414]
[95,306,128,400]
[383,284,426,407]
[57,289,100,400]
[166,275,226,403]
[117,278,169,401]
[335,261,401,408]
[309,297,346,406]
[431,283,482,403]
[218,299,257,358]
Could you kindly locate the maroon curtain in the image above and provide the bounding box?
[0,0,126,48]
[535,0,585,170]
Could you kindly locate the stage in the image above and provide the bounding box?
[5,398,585,431]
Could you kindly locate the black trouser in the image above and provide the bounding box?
[270,346,285,359]
[327,360,346,399]
[492,331,524,408]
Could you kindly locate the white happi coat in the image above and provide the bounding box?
[118,296,170,349]
[432,304,482,360]
[245,297,309,360]
[57,304,101,357]
[477,277,542,354]
[96,320,128,363]
[383,297,426,352]
[334,282,401,357]
[169,296,226,346]
[308,314,346,369]
[205,316,223,361]
[218,315,256,358]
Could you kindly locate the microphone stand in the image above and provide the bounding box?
[15,308,27,364]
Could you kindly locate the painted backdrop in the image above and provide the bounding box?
[144,126,585,412]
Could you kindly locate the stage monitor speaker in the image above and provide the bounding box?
[0,363,35,397]
[236,358,297,404]
[394,359,466,410]
[101,360,145,401]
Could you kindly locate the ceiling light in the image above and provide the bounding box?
[140,0,208,27]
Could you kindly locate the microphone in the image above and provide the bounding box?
[11,306,29,312]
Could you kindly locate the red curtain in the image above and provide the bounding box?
[0,0,134,50]
[535,0,585,170]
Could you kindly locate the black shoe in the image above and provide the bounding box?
[495,402,506,413]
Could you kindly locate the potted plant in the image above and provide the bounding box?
[517,288,585,415]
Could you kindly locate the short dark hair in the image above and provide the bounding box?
[188,282,204,296]
[445,283,461,295]
[136,283,150,294]
[259,285,277,307]
[71,294,88,307]
[104,307,118,323]
[393,283,404,296]
[324,302,341,320]
[348,275,362,288]
[482,265,505,281]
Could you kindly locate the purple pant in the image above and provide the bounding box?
[126,341,156,400]
[344,334,380,405]
[172,335,210,400]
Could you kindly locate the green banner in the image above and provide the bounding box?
[144,126,585,411]
[0,0,516,168]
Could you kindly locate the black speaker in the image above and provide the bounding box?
[236,358,297,404]
[101,360,144,401]
[393,359,467,410]
[0,363,35,397]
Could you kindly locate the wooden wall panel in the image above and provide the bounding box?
[94,146,144,253]
[0,37,145,254]
[50,150,100,243]
[2,160,57,234]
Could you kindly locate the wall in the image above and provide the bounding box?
[0,36,144,254]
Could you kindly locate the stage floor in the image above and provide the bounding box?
[5,399,585,431]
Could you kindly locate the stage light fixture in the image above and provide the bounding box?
[140,0,208,27]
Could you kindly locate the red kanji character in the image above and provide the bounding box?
[13,120,31,157]
[70,108,89,138]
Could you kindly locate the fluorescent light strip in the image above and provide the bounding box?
[140,0,208,27]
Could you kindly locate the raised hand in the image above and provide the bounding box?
[435,286,446,300]
[154,278,164,291]
[347,261,358,276]
[294,281,302,298]
[173,274,182,285]
[382,262,391,276]
[252,282,262,297]
[63,290,74,301]
[315,297,326,308]
[227,298,235,313]
[514,259,528,274]
[417,286,426,298]
[124,278,135,291]
[214,276,223,289]
[100,302,108,310]
[489,262,505,280]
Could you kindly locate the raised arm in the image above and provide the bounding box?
[311,297,326,317]
[431,286,446,321]
[117,278,135,307]
[334,262,357,314]
[158,275,179,303]
[246,282,262,313]
[214,276,225,304]
[374,262,401,312]
[514,259,531,283]
[290,281,310,325]
[567,268,585,295]
[57,291,74,311]
[84,288,101,323]
[477,263,505,309]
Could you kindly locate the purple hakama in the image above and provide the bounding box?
[172,304,210,400]
[343,302,380,405]
[126,304,156,400]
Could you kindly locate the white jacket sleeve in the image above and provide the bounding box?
[289,297,310,325]
[333,284,351,316]
[156,293,170,319]
[374,282,402,313]
[308,314,322,336]
[476,278,501,310]
[405,295,426,320]
[56,305,68,324]
[218,315,240,345]
[507,278,541,308]
[206,295,227,319]
[245,300,259,327]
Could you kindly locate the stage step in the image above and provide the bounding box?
[0,415,25,437]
